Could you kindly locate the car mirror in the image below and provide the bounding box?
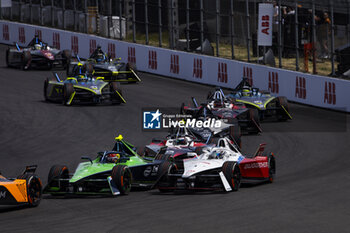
[81,156,93,164]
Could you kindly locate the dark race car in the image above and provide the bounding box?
[44,72,126,106]
[0,165,42,207]
[227,77,292,121]
[6,35,71,70]
[43,135,168,196]
[181,88,262,134]
[67,46,140,83]
[140,124,242,160]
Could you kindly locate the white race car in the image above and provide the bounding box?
[157,137,275,192]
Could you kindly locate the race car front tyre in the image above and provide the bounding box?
[47,165,69,194]
[267,153,276,183]
[277,96,290,121]
[17,174,42,207]
[63,83,74,106]
[157,161,175,193]
[111,165,132,195]
[222,161,241,191]
[110,82,125,104]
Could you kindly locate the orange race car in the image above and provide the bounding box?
[0,165,42,207]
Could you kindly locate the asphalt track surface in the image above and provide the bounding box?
[0,44,349,233]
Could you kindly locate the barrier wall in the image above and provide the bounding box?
[1,20,349,112]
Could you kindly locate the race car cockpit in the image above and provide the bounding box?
[90,46,108,63]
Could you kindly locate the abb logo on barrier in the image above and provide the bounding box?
[261,15,270,35]
[268,72,279,94]
[193,58,202,79]
[89,39,96,55]
[243,67,253,86]
[170,54,179,74]
[148,50,157,70]
[108,43,116,59]
[295,76,306,99]
[71,36,79,55]
[18,27,25,44]
[128,47,136,64]
[53,33,60,49]
[2,24,9,41]
[35,29,42,41]
[218,62,228,83]
[324,82,336,105]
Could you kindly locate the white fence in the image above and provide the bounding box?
[1,20,348,112]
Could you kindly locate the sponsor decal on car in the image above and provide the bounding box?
[0,191,6,198]
[243,162,268,169]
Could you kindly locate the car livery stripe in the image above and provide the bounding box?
[115,91,126,103]
[67,91,76,105]
[236,96,275,109]
[281,105,293,119]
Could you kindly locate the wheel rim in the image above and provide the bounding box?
[122,168,131,192]
[232,165,241,189]
[28,177,42,204]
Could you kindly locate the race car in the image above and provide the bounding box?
[0,165,42,207]
[181,88,261,134]
[6,35,71,70]
[43,135,168,196]
[140,123,242,160]
[156,137,275,193]
[67,46,140,83]
[227,77,292,121]
[44,72,126,106]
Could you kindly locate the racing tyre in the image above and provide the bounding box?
[267,153,276,183]
[229,125,242,150]
[17,174,42,207]
[111,165,132,195]
[157,161,175,193]
[21,51,31,70]
[247,108,261,134]
[47,165,69,194]
[154,153,171,161]
[63,83,74,106]
[222,161,241,191]
[110,82,125,104]
[277,97,290,121]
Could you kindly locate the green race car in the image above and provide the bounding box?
[43,135,168,196]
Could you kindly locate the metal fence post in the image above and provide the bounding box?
[145,0,149,45]
[158,0,162,47]
[107,0,111,38]
[169,0,174,49]
[119,0,123,39]
[0,0,2,20]
[73,0,77,31]
[29,0,33,24]
[132,0,136,43]
[312,0,317,74]
[216,0,220,57]
[230,0,235,59]
[245,0,251,62]
[278,0,282,68]
[295,0,299,71]
[40,0,43,25]
[85,0,88,33]
[62,0,65,29]
[51,0,54,27]
[186,0,190,51]
[330,1,335,76]
[200,0,204,53]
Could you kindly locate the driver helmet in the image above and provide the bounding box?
[77,74,88,81]
[96,53,106,62]
[107,153,120,163]
[176,137,187,146]
[34,44,42,50]
[213,100,223,108]
[242,86,252,97]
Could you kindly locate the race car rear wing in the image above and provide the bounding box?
[22,165,38,175]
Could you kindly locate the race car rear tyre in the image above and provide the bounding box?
[63,83,74,106]
[229,125,242,149]
[277,96,290,121]
[111,165,132,195]
[248,108,260,134]
[267,153,276,183]
[110,82,125,104]
[157,161,175,193]
[222,161,241,191]
[154,153,170,161]
[47,165,69,194]
[17,174,42,207]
